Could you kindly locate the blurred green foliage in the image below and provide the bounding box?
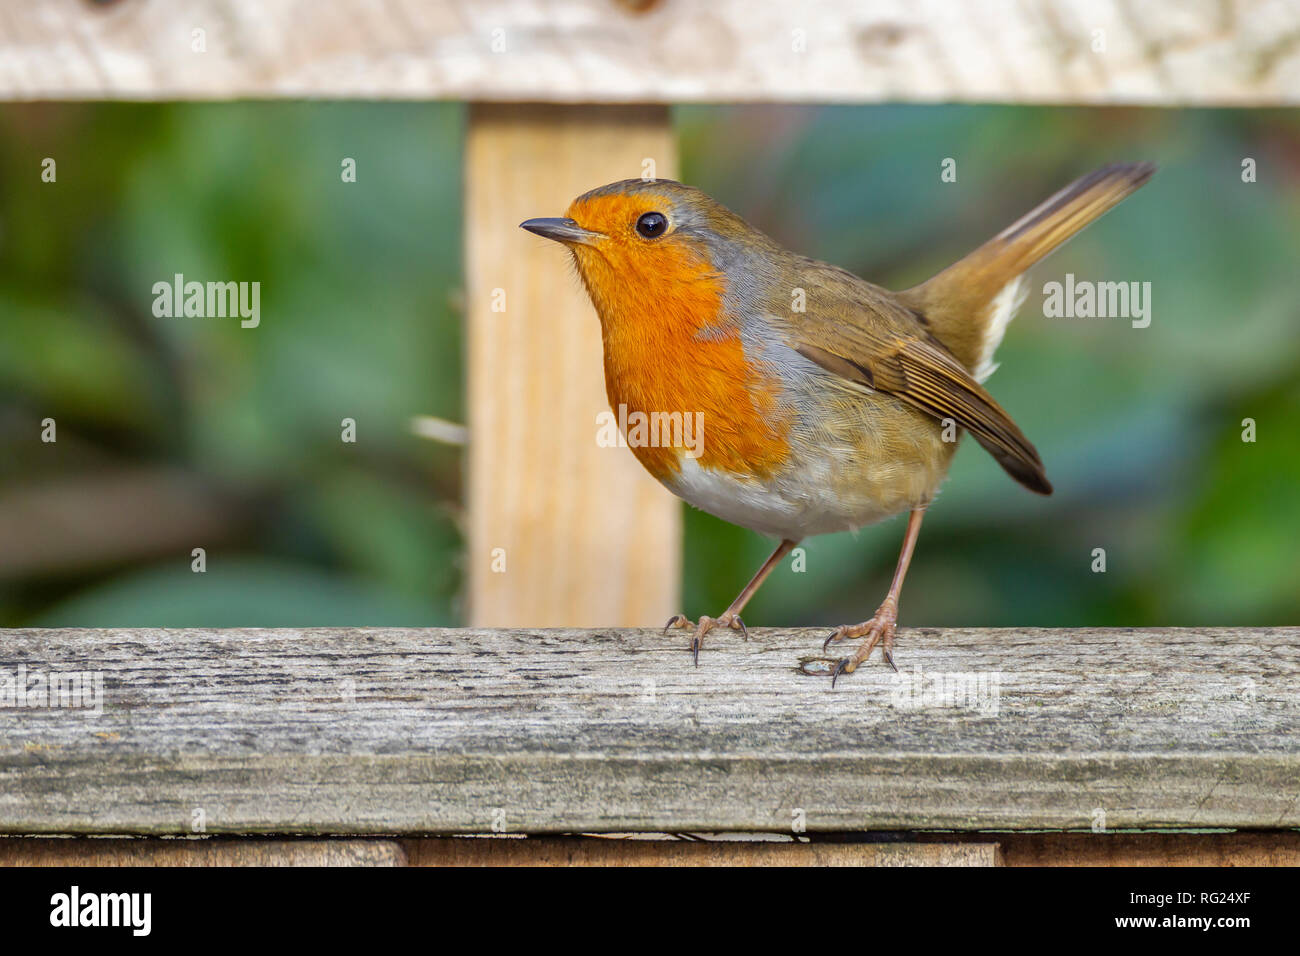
[0,103,1296,628]
[1,103,464,626]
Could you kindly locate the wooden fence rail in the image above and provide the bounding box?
[7,0,1300,104]
[1,626,1295,835]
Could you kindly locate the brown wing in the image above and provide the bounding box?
[789,267,1052,495]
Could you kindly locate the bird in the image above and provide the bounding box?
[520,162,1155,683]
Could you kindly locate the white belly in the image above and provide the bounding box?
[664,454,913,541]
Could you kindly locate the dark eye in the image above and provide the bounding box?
[635,212,668,239]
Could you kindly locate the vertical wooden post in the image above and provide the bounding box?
[464,105,681,627]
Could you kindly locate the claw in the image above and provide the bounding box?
[817,605,900,683]
[666,612,747,666]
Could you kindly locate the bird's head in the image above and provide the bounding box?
[520,179,775,328]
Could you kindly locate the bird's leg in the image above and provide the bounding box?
[666,538,799,665]
[823,507,926,685]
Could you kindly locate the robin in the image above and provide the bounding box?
[521,163,1154,682]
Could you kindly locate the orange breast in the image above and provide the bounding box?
[572,238,791,483]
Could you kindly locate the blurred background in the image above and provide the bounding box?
[1,102,1296,629]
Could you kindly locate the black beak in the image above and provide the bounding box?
[519,217,603,245]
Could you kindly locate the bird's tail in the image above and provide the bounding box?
[898,162,1156,378]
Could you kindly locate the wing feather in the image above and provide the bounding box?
[790,270,1052,495]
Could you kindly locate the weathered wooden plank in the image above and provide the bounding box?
[402,837,1000,866]
[464,104,681,626]
[988,831,1300,866]
[0,627,1296,834]
[0,837,406,866]
[3,1,1298,104]
[6,831,1297,866]
[0,834,992,866]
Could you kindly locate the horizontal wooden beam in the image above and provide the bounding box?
[988,830,1300,867]
[5,832,1299,866]
[0,837,407,866]
[0,836,998,867]
[4,0,1298,104]
[1,627,1295,835]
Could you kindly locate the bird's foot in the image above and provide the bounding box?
[820,600,899,686]
[664,612,749,666]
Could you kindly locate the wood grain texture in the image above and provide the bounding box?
[990,831,1300,866]
[464,104,680,626]
[0,835,991,866]
[0,627,1296,835]
[401,837,999,866]
[0,837,406,866]
[4,832,1297,866]
[3,1,1299,104]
